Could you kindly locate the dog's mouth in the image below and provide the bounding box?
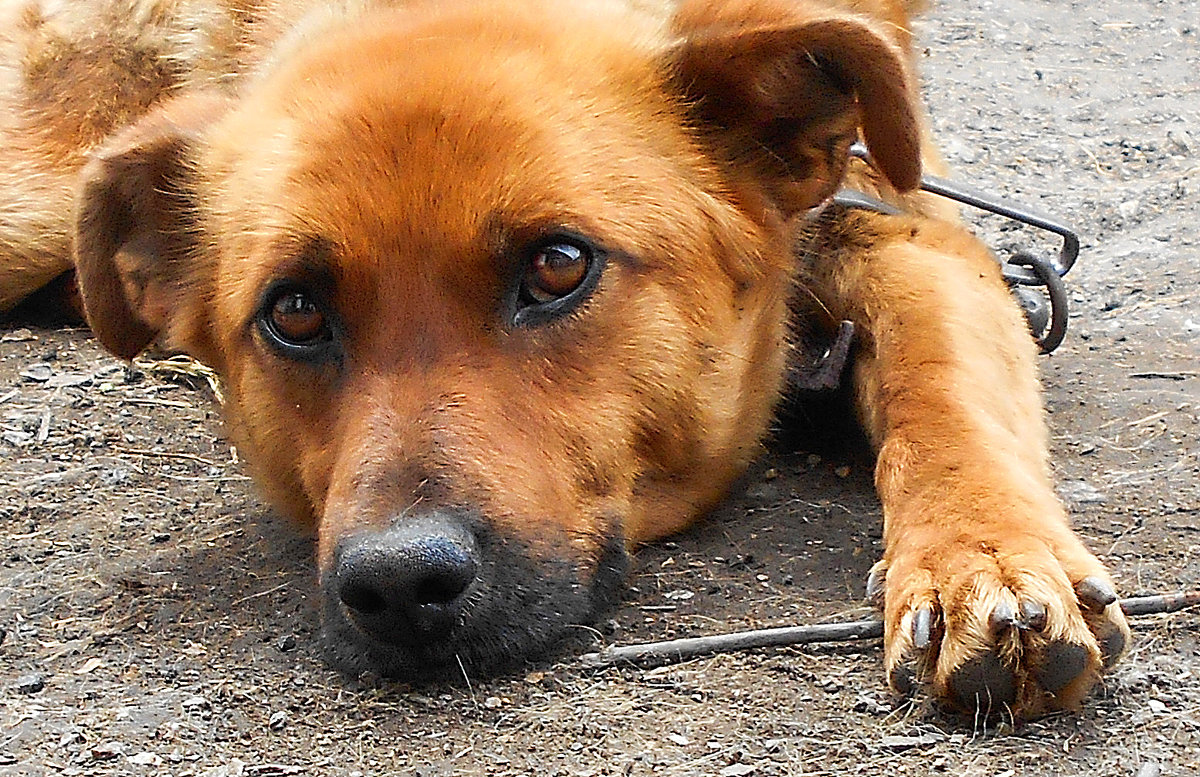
[318,510,628,680]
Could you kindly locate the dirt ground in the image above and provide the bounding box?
[2,0,1198,775]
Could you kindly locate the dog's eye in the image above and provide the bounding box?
[522,242,590,305]
[511,236,605,327]
[257,285,336,360]
[270,292,327,343]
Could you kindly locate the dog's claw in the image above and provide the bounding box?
[912,607,933,650]
[1075,576,1129,668]
[988,601,1016,635]
[865,564,886,609]
[1018,599,1047,632]
[1076,576,1117,613]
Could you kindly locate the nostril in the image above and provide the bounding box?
[410,539,476,606]
[340,582,387,615]
[414,569,472,606]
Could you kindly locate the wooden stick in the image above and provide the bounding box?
[1119,590,1200,616]
[580,591,1200,669]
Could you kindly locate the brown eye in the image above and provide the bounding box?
[270,291,327,344]
[257,282,338,362]
[511,236,604,328]
[523,242,589,304]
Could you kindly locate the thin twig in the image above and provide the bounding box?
[1129,371,1195,381]
[112,447,219,467]
[1119,590,1200,616]
[231,582,292,607]
[580,619,882,668]
[580,591,1200,669]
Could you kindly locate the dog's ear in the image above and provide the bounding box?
[668,0,921,215]
[74,93,228,360]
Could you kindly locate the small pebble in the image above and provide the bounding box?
[19,364,52,382]
[277,634,298,652]
[16,674,46,694]
[90,742,126,761]
[0,328,35,343]
[182,696,210,711]
[128,752,164,767]
[1058,479,1107,506]
[718,765,755,777]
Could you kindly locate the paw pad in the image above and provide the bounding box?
[1034,641,1090,694]
[948,652,1016,711]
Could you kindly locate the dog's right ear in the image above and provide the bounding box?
[74,93,228,360]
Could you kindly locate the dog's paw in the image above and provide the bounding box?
[870,526,1130,720]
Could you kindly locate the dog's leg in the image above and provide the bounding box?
[804,212,1130,718]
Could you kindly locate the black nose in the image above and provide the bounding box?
[334,513,479,645]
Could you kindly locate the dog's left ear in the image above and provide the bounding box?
[667,0,921,215]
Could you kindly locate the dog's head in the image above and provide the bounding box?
[73,0,919,677]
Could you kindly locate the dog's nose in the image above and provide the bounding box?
[334,513,479,645]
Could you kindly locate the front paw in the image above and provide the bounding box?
[872,525,1131,719]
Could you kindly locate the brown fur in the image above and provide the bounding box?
[0,0,1129,719]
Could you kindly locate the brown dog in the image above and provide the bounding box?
[0,0,1130,718]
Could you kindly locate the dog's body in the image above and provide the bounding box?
[0,0,1129,718]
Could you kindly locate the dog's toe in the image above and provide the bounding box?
[878,531,1128,720]
[1095,619,1130,668]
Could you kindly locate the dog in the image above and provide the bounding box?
[0,0,1131,718]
